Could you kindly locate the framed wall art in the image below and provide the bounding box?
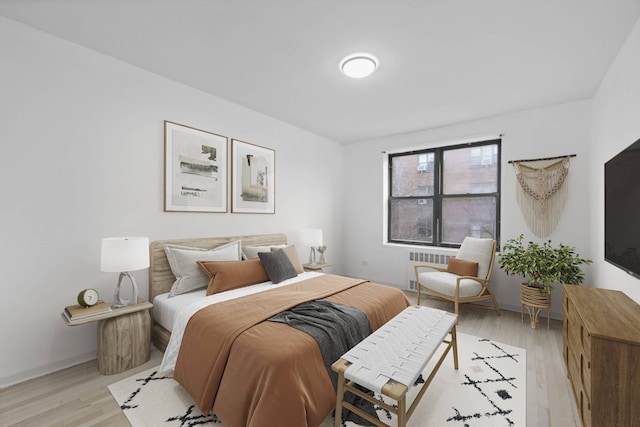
[231,139,275,214]
[164,121,228,213]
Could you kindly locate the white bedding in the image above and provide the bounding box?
[158,271,323,375]
[153,289,207,332]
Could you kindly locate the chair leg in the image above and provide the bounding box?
[493,300,501,316]
[417,285,421,305]
[489,292,501,316]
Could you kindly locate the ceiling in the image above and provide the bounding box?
[1,0,639,144]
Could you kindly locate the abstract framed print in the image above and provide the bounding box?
[164,121,228,212]
[231,139,275,214]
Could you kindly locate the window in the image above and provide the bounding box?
[417,185,434,196]
[417,153,434,172]
[388,139,501,247]
[470,145,498,167]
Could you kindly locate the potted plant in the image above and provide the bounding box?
[317,246,327,264]
[498,234,592,328]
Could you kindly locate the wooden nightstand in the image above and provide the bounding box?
[62,300,153,375]
[302,262,331,272]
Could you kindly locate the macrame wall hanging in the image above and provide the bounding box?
[509,154,576,238]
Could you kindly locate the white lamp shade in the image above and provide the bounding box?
[101,237,150,272]
[301,229,323,247]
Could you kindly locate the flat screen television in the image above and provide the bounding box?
[604,137,640,279]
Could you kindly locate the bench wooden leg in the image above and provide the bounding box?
[397,395,407,427]
[334,370,345,427]
[451,324,459,369]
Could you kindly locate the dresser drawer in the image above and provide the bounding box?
[567,344,582,400]
[567,317,582,354]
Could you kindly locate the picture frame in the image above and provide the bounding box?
[164,121,228,213]
[231,139,275,214]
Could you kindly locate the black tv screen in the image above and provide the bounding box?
[605,137,640,279]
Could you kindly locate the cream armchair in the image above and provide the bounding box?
[414,237,501,317]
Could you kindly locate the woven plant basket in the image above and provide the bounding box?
[520,283,551,329]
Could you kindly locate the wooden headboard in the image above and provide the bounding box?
[149,233,288,301]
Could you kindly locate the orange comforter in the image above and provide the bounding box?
[173,274,410,427]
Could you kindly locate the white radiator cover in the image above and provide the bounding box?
[407,249,452,290]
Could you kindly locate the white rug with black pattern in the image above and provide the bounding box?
[108,333,525,427]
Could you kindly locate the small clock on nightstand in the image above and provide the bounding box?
[77,288,100,307]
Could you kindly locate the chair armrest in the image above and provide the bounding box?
[414,264,448,273]
[454,275,488,285]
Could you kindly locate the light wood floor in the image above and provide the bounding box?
[0,295,580,427]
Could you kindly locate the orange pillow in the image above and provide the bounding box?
[271,245,304,274]
[447,258,479,277]
[197,258,269,296]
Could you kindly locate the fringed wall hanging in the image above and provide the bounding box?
[508,154,576,237]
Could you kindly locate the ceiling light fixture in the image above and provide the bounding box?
[340,53,378,78]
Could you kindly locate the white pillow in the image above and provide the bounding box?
[164,240,242,297]
[242,244,287,260]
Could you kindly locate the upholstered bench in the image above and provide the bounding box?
[331,306,458,427]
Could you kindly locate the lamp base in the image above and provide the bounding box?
[113,271,139,307]
[308,247,317,265]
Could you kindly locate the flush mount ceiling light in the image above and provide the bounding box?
[340,53,378,78]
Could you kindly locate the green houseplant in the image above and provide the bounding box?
[498,234,592,293]
[499,234,592,328]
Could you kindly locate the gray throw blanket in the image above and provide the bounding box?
[268,300,377,425]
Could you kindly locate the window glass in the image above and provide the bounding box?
[391,153,435,197]
[441,197,497,243]
[417,153,434,172]
[470,145,498,166]
[389,199,433,243]
[443,146,498,195]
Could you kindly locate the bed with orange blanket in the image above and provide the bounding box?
[149,234,410,427]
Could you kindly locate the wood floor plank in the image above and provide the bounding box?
[0,293,580,427]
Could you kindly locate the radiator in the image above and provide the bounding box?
[407,249,452,290]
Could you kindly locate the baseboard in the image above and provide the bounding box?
[0,351,95,390]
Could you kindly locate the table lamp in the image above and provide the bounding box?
[301,229,323,265]
[101,237,149,307]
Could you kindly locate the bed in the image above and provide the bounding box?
[149,233,411,427]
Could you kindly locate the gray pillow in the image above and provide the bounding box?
[258,249,298,284]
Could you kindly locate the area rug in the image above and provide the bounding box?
[108,333,525,427]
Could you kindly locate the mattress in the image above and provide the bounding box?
[152,271,322,333]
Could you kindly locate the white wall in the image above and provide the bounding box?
[590,16,640,302]
[0,17,345,388]
[342,100,593,318]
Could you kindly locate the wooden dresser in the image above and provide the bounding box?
[563,285,640,427]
